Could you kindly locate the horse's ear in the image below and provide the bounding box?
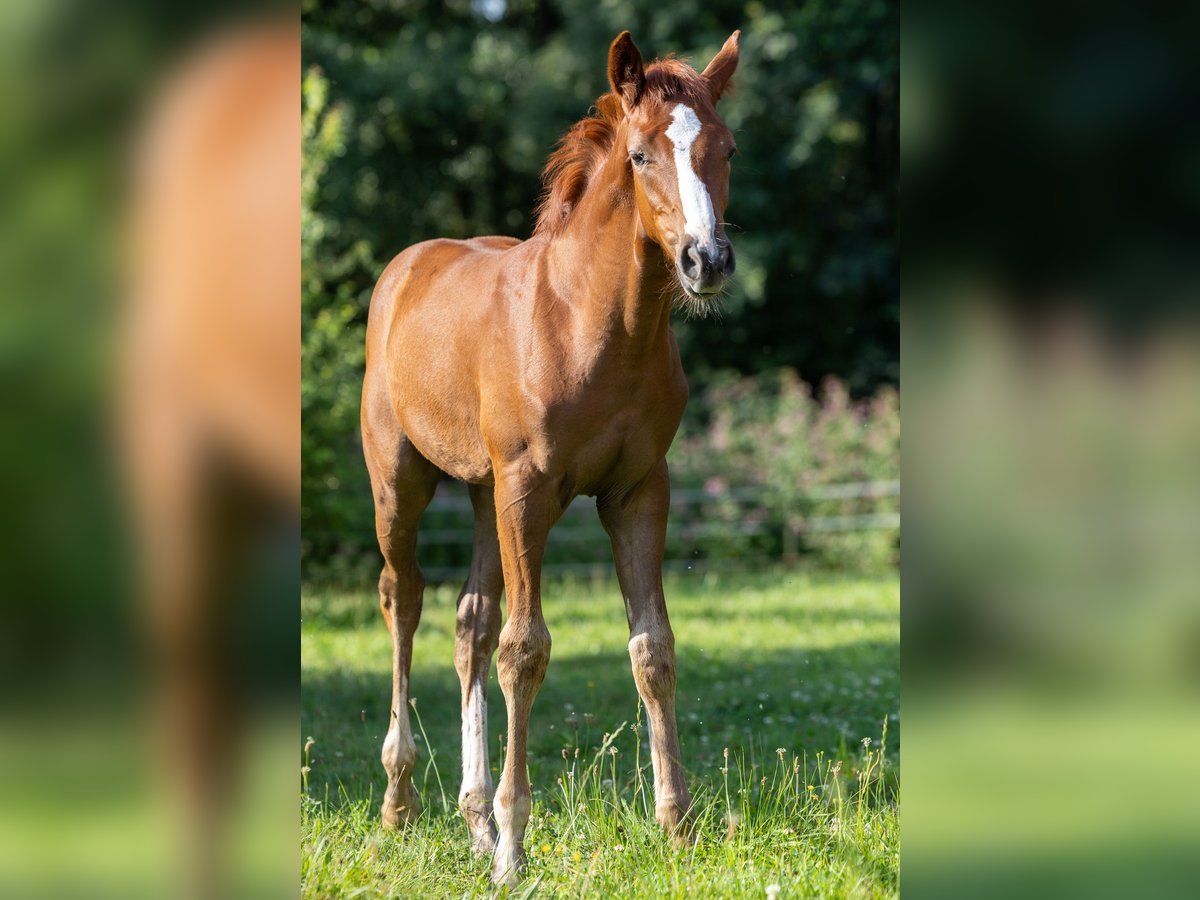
[701,30,741,102]
[608,31,645,112]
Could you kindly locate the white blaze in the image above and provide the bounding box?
[665,104,718,256]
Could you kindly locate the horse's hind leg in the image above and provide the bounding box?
[363,400,440,828]
[454,483,504,854]
[598,460,693,843]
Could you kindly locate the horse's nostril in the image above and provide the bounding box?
[679,240,702,278]
[721,244,736,277]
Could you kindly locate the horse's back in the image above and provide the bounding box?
[366,235,520,360]
[465,235,522,253]
[371,234,521,314]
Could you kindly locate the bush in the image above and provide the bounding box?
[302,77,898,580]
[302,69,376,573]
[301,361,899,580]
[669,371,899,570]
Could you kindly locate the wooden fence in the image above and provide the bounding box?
[412,480,900,582]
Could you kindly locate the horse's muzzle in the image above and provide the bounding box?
[677,235,735,295]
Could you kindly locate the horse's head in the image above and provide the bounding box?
[608,30,740,305]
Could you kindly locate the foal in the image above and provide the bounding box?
[361,30,740,886]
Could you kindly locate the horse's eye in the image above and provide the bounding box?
[630,150,648,167]
[727,146,738,161]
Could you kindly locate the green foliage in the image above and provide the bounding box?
[299,367,899,581]
[670,373,899,569]
[299,1,897,387]
[302,68,375,567]
[302,570,900,897]
[299,4,899,577]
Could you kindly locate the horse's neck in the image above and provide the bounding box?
[551,159,676,354]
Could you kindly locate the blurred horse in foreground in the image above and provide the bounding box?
[123,21,298,898]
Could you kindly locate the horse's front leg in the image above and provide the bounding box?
[598,459,693,843]
[490,471,559,887]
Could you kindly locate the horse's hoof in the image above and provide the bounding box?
[668,825,696,849]
[469,822,498,857]
[460,801,498,856]
[381,785,422,828]
[490,839,524,888]
[657,802,696,847]
[381,801,420,829]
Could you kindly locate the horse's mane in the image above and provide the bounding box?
[533,58,715,237]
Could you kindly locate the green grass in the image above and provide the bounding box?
[302,570,899,898]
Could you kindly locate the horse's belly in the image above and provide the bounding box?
[391,388,493,484]
[385,335,492,483]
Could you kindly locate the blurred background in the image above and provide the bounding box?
[1,2,296,897]
[25,0,1200,896]
[904,1,1200,897]
[14,0,1199,895]
[300,0,900,583]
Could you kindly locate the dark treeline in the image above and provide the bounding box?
[301,0,898,573]
[301,0,897,391]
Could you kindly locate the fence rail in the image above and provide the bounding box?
[398,479,900,582]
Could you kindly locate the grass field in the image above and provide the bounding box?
[301,570,899,898]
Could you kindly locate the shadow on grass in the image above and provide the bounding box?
[302,581,898,634]
[302,637,898,814]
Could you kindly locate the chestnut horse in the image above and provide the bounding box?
[361,30,740,885]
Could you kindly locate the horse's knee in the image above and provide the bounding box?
[378,565,424,628]
[454,591,501,679]
[629,627,676,699]
[496,617,551,694]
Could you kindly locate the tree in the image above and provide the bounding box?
[300,1,899,573]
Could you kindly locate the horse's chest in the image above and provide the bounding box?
[556,380,686,495]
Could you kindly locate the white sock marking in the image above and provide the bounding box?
[665,104,718,256]
[462,681,490,794]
